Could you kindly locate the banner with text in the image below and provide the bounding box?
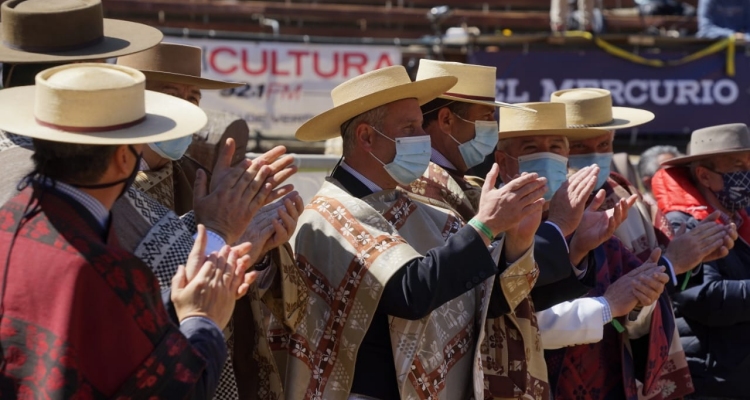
[169,37,401,138]
[471,49,750,134]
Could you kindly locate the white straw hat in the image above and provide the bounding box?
[550,88,654,130]
[0,63,207,144]
[416,59,533,111]
[499,102,608,140]
[295,65,457,142]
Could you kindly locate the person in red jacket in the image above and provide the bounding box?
[652,123,749,398]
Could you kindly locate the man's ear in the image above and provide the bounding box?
[436,107,454,135]
[113,145,134,176]
[694,166,714,188]
[355,123,375,153]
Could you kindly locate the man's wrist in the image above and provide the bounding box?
[468,222,492,247]
[546,216,571,237]
[568,239,587,266]
[503,239,532,263]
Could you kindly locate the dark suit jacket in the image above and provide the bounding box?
[332,167,499,399]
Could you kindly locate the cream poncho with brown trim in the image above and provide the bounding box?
[273,178,538,400]
[404,163,550,400]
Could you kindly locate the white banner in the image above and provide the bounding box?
[168,37,402,139]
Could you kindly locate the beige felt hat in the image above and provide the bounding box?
[415,59,533,111]
[117,43,244,90]
[0,63,207,144]
[499,102,608,140]
[550,88,654,130]
[662,123,750,166]
[295,65,457,142]
[0,0,163,64]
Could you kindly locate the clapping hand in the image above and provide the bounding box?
[568,190,637,265]
[547,165,599,237]
[171,225,259,329]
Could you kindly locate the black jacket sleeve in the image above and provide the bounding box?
[534,222,576,286]
[528,222,598,310]
[161,289,227,400]
[487,222,598,316]
[378,225,498,320]
[674,260,750,327]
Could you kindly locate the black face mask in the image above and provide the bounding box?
[71,145,142,199]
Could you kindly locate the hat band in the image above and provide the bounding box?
[568,118,615,128]
[4,35,104,53]
[444,92,496,102]
[35,115,146,133]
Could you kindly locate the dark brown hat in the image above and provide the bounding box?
[0,0,162,63]
[117,43,244,90]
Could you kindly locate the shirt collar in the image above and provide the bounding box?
[431,148,457,171]
[139,158,151,172]
[47,180,110,229]
[340,161,382,193]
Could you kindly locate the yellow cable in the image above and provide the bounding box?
[562,31,735,76]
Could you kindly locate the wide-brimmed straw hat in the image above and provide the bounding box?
[0,64,207,144]
[550,88,654,130]
[499,102,609,140]
[415,59,533,112]
[0,0,162,64]
[117,43,244,90]
[296,65,457,142]
[662,123,750,166]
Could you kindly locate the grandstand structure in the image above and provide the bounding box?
[102,0,698,40]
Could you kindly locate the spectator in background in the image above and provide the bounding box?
[638,145,682,204]
[697,0,750,40]
[651,124,746,398]
[551,0,595,32]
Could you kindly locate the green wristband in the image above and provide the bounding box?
[680,270,692,291]
[611,319,625,333]
[468,218,494,241]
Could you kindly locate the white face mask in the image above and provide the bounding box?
[369,126,432,185]
[148,135,193,161]
[449,113,499,169]
[507,151,569,201]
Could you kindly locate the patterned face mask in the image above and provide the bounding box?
[710,170,750,213]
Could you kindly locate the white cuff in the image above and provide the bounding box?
[593,296,612,323]
[545,220,570,252]
[661,256,679,286]
[193,230,227,255]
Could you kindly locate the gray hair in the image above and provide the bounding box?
[341,105,387,157]
[638,145,682,179]
[496,136,569,154]
[689,158,716,178]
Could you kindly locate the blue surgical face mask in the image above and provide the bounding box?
[369,126,432,185]
[508,152,569,201]
[567,152,613,190]
[450,113,499,169]
[148,135,194,161]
